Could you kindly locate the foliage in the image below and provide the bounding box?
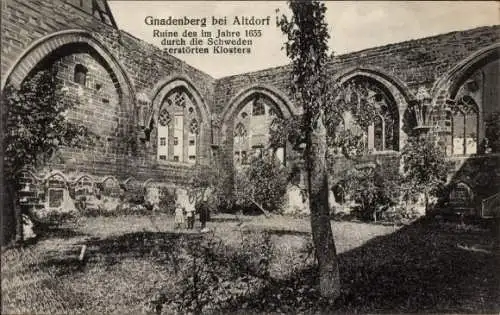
[234,152,289,213]
[189,162,235,213]
[77,196,152,217]
[482,111,500,153]
[2,68,94,242]
[157,186,177,214]
[121,187,145,205]
[401,135,449,206]
[155,231,273,314]
[277,0,346,299]
[380,205,423,224]
[29,206,80,228]
[340,165,400,221]
[3,68,93,186]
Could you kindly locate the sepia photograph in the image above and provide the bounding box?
[1,0,499,314]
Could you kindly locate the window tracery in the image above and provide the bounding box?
[341,78,399,153]
[233,94,285,166]
[157,88,200,164]
[450,95,479,155]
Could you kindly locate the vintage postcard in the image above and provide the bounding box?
[1,1,499,314]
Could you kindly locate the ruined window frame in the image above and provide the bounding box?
[156,88,200,165]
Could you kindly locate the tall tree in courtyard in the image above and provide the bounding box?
[277,0,340,298]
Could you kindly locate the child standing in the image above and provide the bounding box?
[174,203,184,229]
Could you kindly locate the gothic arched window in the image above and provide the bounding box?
[157,88,200,163]
[451,95,478,155]
[233,94,285,167]
[342,78,399,153]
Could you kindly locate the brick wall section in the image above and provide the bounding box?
[1,0,499,193]
[214,25,500,118]
[1,0,216,182]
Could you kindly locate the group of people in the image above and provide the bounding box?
[174,200,210,231]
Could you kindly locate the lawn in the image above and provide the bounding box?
[1,214,498,314]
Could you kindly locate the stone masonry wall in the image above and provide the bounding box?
[212,25,500,207]
[1,0,217,183]
[214,26,500,118]
[1,0,499,205]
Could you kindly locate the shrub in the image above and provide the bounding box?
[234,152,289,213]
[121,188,145,205]
[340,165,400,222]
[157,186,177,214]
[153,231,274,314]
[76,194,153,217]
[482,111,500,153]
[401,135,449,212]
[380,205,423,224]
[189,161,235,214]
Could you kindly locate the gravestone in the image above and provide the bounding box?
[74,175,94,206]
[100,177,121,197]
[123,177,143,197]
[448,182,474,214]
[284,184,309,215]
[45,173,76,215]
[46,174,67,209]
[144,183,161,211]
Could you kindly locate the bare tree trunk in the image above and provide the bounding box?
[424,189,429,216]
[307,114,341,299]
[2,183,21,245]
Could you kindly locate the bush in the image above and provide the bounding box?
[341,165,400,222]
[380,205,423,224]
[401,135,448,212]
[189,162,235,214]
[152,231,274,314]
[157,186,177,214]
[482,111,500,153]
[235,152,289,213]
[76,195,152,217]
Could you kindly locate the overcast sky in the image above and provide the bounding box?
[108,1,499,78]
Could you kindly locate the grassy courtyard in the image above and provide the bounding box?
[2,214,498,314]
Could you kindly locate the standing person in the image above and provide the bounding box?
[199,201,209,231]
[185,203,195,229]
[174,203,184,229]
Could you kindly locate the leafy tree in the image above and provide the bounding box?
[189,147,236,214]
[2,67,93,244]
[277,0,336,298]
[401,134,449,213]
[343,165,400,222]
[276,0,378,298]
[234,152,289,213]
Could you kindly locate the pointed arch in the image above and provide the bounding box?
[334,66,414,103]
[220,84,297,138]
[434,43,500,156]
[431,43,500,102]
[334,68,409,151]
[222,85,293,167]
[150,75,210,125]
[151,75,210,165]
